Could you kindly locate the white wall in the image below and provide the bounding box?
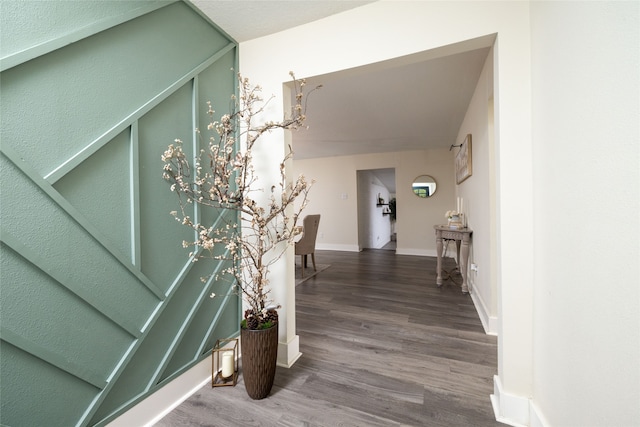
[241,5,535,421]
[456,47,497,333]
[239,2,637,426]
[293,149,455,256]
[116,3,640,426]
[530,2,639,426]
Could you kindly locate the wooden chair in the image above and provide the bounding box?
[295,214,321,278]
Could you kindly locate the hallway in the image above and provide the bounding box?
[157,249,499,426]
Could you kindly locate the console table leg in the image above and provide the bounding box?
[460,235,470,294]
[433,225,473,293]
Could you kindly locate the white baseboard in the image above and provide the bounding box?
[396,247,432,256]
[315,243,360,252]
[277,334,302,368]
[395,248,458,258]
[315,244,455,259]
[108,335,305,427]
[490,375,530,427]
[529,401,549,427]
[107,357,211,427]
[470,288,498,335]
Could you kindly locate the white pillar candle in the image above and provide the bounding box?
[221,352,234,378]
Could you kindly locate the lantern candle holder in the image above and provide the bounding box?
[212,338,238,387]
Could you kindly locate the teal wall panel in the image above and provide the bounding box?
[196,52,240,226]
[89,253,229,423]
[0,155,159,333]
[138,82,195,293]
[197,50,238,139]
[54,128,133,260]
[1,1,231,179]
[1,244,133,381]
[157,257,238,376]
[0,1,172,59]
[166,292,241,375]
[1,343,99,427]
[0,2,239,426]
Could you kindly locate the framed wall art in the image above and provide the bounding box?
[455,134,472,184]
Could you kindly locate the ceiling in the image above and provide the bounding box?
[289,47,491,160]
[191,1,377,44]
[191,1,493,192]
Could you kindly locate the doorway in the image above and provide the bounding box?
[356,168,396,251]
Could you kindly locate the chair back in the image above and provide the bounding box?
[295,215,321,255]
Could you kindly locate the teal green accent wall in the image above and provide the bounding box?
[0,2,240,426]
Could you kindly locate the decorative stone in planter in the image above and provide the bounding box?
[241,323,278,400]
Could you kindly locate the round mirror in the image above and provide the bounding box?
[412,175,437,198]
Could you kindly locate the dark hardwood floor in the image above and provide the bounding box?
[155,249,500,426]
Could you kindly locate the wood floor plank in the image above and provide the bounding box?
[155,250,501,426]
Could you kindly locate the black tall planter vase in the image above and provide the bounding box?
[240,323,278,399]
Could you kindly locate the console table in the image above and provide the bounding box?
[434,225,473,294]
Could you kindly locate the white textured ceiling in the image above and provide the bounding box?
[191,1,493,191]
[292,46,491,160]
[191,1,376,43]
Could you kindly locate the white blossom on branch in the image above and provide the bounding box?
[162,72,319,329]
